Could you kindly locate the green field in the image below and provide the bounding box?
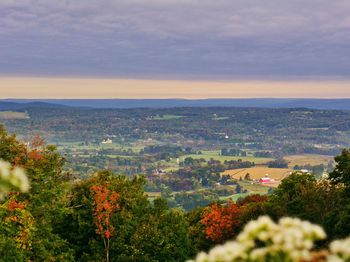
[219,181,270,201]
[220,193,251,201]
[152,114,183,120]
[212,117,230,120]
[237,181,271,194]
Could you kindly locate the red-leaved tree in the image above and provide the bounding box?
[200,202,240,243]
[90,185,120,262]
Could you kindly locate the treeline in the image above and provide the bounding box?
[267,158,289,168]
[141,145,195,157]
[4,106,350,156]
[1,126,350,261]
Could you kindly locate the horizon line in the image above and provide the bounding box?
[3,97,350,100]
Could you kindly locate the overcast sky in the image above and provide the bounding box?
[1,0,350,80]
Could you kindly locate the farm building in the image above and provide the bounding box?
[101,138,113,144]
[259,176,272,184]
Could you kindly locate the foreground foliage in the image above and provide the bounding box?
[1,125,350,261]
[189,216,350,262]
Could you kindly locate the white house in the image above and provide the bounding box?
[101,138,113,144]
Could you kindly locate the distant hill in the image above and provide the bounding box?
[2,99,350,110]
[0,101,68,110]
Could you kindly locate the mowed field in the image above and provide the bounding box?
[285,154,333,168]
[0,111,29,119]
[222,167,292,181]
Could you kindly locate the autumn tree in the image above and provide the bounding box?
[0,195,34,261]
[60,171,192,261]
[90,184,120,262]
[0,125,74,260]
[200,202,240,243]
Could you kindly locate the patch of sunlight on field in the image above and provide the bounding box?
[146,192,161,198]
[0,111,29,119]
[285,154,334,168]
[152,114,183,120]
[222,167,292,181]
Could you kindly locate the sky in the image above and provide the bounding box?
[0,0,350,98]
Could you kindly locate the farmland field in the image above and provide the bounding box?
[222,167,292,181]
[285,154,333,168]
[237,181,271,194]
[0,111,29,119]
[152,114,183,120]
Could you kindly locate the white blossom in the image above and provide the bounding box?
[0,159,30,200]
[188,215,327,262]
[328,237,350,262]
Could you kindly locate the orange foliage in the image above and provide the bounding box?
[4,198,34,250]
[200,202,240,243]
[28,149,44,161]
[90,185,120,240]
[7,199,26,211]
[201,195,269,243]
[13,150,27,166]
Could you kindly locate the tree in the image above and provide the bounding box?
[61,171,191,261]
[329,148,350,187]
[0,126,74,260]
[90,184,120,262]
[186,206,211,254]
[236,194,268,229]
[0,196,34,261]
[129,198,191,262]
[268,158,288,168]
[266,172,319,221]
[266,172,347,241]
[0,125,27,165]
[200,202,240,243]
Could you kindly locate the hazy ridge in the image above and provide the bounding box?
[2,98,350,110]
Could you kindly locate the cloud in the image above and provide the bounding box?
[1,0,349,37]
[0,0,349,79]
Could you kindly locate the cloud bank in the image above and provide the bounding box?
[0,0,350,79]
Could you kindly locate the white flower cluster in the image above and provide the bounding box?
[0,159,29,200]
[189,216,326,262]
[328,237,350,262]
